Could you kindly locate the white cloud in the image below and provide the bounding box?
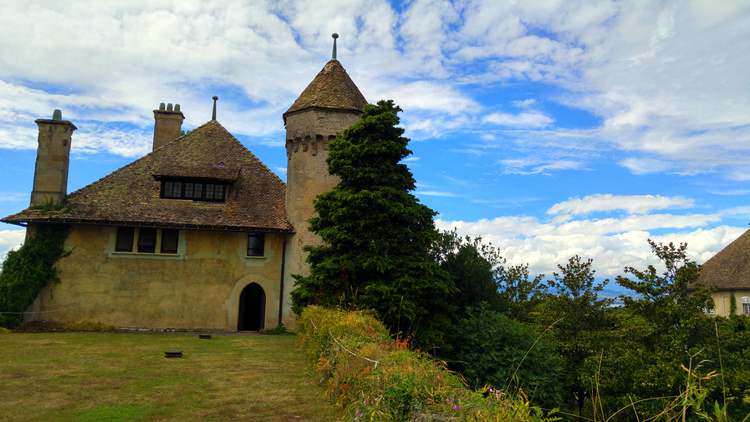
[0,229,25,262]
[548,194,694,218]
[483,110,553,128]
[438,202,746,277]
[500,158,586,175]
[0,192,28,203]
[416,190,459,198]
[0,0,747,179]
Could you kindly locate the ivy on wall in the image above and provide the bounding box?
[0,224,69,328]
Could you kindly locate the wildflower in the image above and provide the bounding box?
[354,409,363,419]
[452,404,461,411]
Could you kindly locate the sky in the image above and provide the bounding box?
[1,1,749,292]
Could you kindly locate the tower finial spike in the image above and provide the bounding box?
[211,96,218,120]
[331,33,339,60]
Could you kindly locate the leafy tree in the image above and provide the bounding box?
[617,240,713,327]
[432,230,503,313]
[496,262,547,322]
[448,305,564,408]
[291,100,454,349]
[540,255,614,417]
[604,240,747,418]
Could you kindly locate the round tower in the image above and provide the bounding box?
[282,35,367,324]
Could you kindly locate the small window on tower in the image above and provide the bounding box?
[115,227,135,252]
[247,233,265,257]
[161,229,179,254]
[138,228,157,253]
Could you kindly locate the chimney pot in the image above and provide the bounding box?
[159,102,166,111]
[167,103,173,112]
[174,104,180,112]
[52,109,62,121]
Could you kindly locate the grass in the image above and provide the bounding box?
[0,332,336,421]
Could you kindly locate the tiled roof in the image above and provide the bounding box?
[2,120,292,232]
[284,60,367,120]
[696,229,750,290]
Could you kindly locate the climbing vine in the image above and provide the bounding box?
[0,224,69,328]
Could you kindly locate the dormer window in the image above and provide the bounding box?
[160,178,227,202]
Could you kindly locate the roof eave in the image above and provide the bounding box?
[1,216,294,233]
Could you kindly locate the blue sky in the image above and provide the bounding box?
[1,1,750,285]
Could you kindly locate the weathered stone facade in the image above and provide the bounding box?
[710,290,750,317]
[28,225,286,330]
[281,108,362,324]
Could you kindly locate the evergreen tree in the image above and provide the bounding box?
[291,100,454,349]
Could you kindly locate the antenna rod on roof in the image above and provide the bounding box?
[331,33,339,60]
[211,96,218,121]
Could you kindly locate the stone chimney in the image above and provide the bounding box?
[152,102,184,151]
[30,109,77,207]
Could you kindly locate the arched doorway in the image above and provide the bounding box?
[238,283,265,331]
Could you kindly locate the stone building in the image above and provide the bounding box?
[1,48,367,331]
[696,231,750,317]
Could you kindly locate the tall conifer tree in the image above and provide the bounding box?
[291,100,453,347]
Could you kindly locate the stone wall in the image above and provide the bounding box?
[27,224,286,331]
[281,108,361,328]
[30,119,75,206]
[711,290,750,317]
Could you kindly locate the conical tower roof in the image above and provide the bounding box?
[284,59,367,121]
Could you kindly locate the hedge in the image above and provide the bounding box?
[297,306,557,421]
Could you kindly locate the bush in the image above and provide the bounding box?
[298,306,556,421]
[0,224,68,328]
[447,306,564,408]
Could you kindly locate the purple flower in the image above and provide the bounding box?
[355,409,363,419]
[452,404,461,411]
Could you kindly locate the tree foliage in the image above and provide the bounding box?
[541,255,614,416]
[0,224,69,328]
[447,305,564,408]
[291,100,454,349]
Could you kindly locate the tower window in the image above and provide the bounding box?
[247,233,265,257]
[160,178,226,202]
[115,227,135,252]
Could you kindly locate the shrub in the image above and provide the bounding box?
[447,306,564,408]
[0,224,69,328]
[298,306,556,421]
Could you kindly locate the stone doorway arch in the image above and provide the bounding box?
[238,283,265,331]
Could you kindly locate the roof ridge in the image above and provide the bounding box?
[210,120,287,188]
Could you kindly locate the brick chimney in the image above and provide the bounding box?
[30,109,77,207]
[152,102,184,151]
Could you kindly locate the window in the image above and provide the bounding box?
[163,180,182,198]
[743,297,750,316]
[137,228,157,253]
[161,229,179,254]
[204,183,225,201]
[160,178,226,202]
[115,227,135,252]
[114,227,181,255]
[247,233,265,257]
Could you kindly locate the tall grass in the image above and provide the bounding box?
[298,306,557,421]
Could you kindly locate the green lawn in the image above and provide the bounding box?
[0,332,336,421]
